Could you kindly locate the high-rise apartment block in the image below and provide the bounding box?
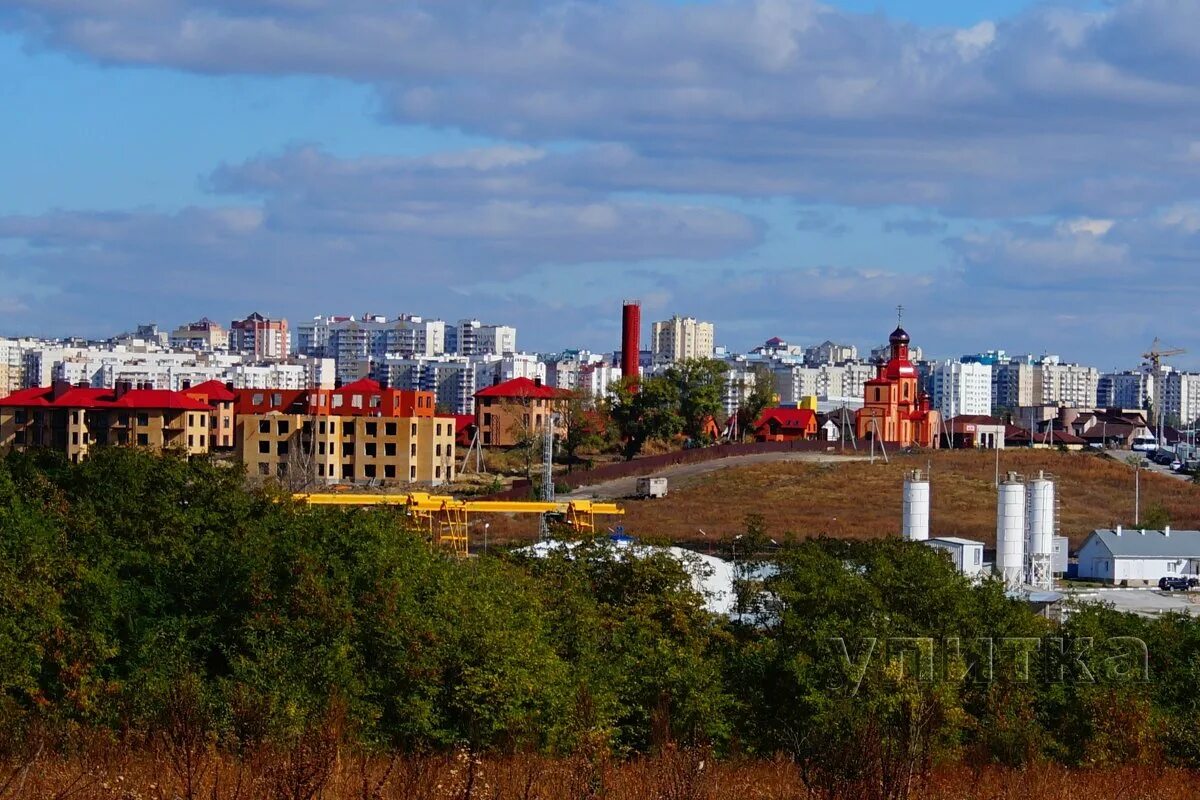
[651,316,714,364]
[230,312,290,359]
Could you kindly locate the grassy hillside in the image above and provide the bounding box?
[611,449,1200,547]
[483,449,1200,546]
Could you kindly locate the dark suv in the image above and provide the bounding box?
[1158,576,1197,591]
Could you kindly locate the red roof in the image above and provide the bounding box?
[186,380,236,402]
[475,377,566,400]
[0,385,209,412]
[335,377,384,395]
[752,407,816,432]
[453,414,476,433]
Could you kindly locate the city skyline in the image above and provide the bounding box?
[3,0,1198,367]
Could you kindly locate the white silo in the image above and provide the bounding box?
[1025,471,1055,590]
[996,472,1026,589]
[902,470,930,542]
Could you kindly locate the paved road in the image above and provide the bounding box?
[1106,448,1194,482]
[562,450,866,501]
[1065,587,1200,616]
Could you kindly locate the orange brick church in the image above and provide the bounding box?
[856,319,940,448]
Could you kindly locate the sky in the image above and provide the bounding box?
[2,0,1198,369]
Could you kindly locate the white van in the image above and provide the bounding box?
[1131,435,1158,452]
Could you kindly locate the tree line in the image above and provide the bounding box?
[1,449,1198,794]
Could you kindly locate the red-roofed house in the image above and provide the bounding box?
[475,377,571,447]
[0,381,213,462]
[751,407,818,442]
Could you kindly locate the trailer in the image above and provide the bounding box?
[636,477,668,499]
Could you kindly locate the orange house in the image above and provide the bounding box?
[752,407,817,441]
[856,325,940,448]
[185,380,237,449]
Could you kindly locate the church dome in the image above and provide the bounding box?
[889,326,910,345]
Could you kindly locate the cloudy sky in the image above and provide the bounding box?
[2,0,1198,368]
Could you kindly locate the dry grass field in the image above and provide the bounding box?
[483,450,1200,548]
[6,746,1198,800]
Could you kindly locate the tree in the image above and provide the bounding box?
[609,376,684,461]
[663,359,728,443]
[735,365,776,441]
[560,394,613,471]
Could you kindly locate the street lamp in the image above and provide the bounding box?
[484,522,491,554]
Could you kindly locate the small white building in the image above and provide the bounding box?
[925,537,986,580]
[1076,527,1200,585]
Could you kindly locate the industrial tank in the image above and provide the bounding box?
[902,469,930,541]
[1025,471,1055,589]
[996,473,1026,588]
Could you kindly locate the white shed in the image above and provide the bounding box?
[1076,526,1200,585]
[925,537,986,580]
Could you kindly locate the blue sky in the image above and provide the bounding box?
[2,0,1198,367]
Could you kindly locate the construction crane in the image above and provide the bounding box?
[294,491,624,557]
[1143,337,1187,371]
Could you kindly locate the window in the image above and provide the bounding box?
[259,420,270,434]
[200,435,206,448]
[318,441,326,455]
[137,413,149,426]
[384,464,396,479]
[343,464,354,480]
[13,431,24,445]
[364,464,376,479]
[436,423,442,436]
[318,420,327,434]
[258,463,270,475]
[411,422,417,436]
[365,422,377,436]
[259,441,271,454]
[188,414,195,427]
[483,432,492,445]
[365,443,377,457]
[14,410,25,424]
[137,433,149,446]
[277,441,289,456]
[272,393,283,406]
[342,422,353,436]
[342,443,353,457]
[277,420,289,435]
[410,465,416,480]
[252,393,264,406]
[277,463,288,477]
[385,422,397,436]
[318,464,325,477]
[483,412,491,425]
[385,443,396,457]
[410,443,417,457]
[435,465,442,479]
[351,394,363,409]
[974,549,981,566]
[436,444,442,456]
[188,435,194,447]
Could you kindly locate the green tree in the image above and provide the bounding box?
[734,365,776,441]
[609,376,684,460]
[561,394,613,471]
[664,359,728,443]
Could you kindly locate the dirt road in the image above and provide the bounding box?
[562,450,867,501]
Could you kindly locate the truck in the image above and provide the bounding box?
[636,477,668,499]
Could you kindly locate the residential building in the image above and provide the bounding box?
[751,407,817,441]
[474,377,569,447]
[1160,371,1200,426]
[0,381,212,462]
[992,360,1035,411]
[804,340,857,366]
[170,318,230,352]
[772,363,874,406]
[944,415,1005,449]
[1076,527,1200,585]
[856,324,940,448]
[230,312,290,359]
[1098,370,1153,411]
[928,360,993,418]
[651,316,715,364]
[235,379,456,486]
[184,380,237,449]
[1032,359,1099,408]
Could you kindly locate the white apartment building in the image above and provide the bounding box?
[805,341,858,366]
[651,316,715,364]
[577,363,622,400]
[992,360,1034,411]
[1099,370,1154,410]
[772,363,875,406]
[929,360,993,418]
[1161,371,1200,426]
[446,319,516,356]
[298,314,453,384]
[474,353,544,391]
[1033,360,1100,408]
[226,358,336,390]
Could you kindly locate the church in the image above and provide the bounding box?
[856,321,941,448]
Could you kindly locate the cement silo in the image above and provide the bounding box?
[1025,471,1055,590]
[996,472,1026,589]
[902,470,930,542]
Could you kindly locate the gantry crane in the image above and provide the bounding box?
[293,491,624,557]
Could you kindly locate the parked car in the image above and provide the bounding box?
[1159,576,1197,591]
[1170,460,1184,471]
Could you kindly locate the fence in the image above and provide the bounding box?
[481,439,839,500]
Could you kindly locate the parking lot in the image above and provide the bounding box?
[1107,449,1194,483]
[1065,587,1200,616]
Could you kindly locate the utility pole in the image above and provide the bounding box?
[539,413,557,538]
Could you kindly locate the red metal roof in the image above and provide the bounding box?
[475,377,566,399]
[186,380,237,402]
[453,414,476,433]
[752,407,816,432]
[0,385,210,412]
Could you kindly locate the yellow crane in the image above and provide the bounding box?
[1143,337,1187,371]
[293,491,625,557]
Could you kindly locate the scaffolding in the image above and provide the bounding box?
[294,491,625,557]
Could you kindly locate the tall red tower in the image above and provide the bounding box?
[621,301,641,387]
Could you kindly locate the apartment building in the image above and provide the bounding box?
[297,314,452,384]
[447,319,516,356]
[771,363,875,406]
[804,340,858,366]
[1033,359,1100,409]
[170,318,230,352]
[992,360,1035,411]
[184,380,237,449]
[927,360,993,418]
[475,377,569,447]
[0,381,212,462]
[1099,370,1154,411]
[230,312,290,359]
[235,378,456,486]
[651,316,715,364]
[1161,371,1200,426]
